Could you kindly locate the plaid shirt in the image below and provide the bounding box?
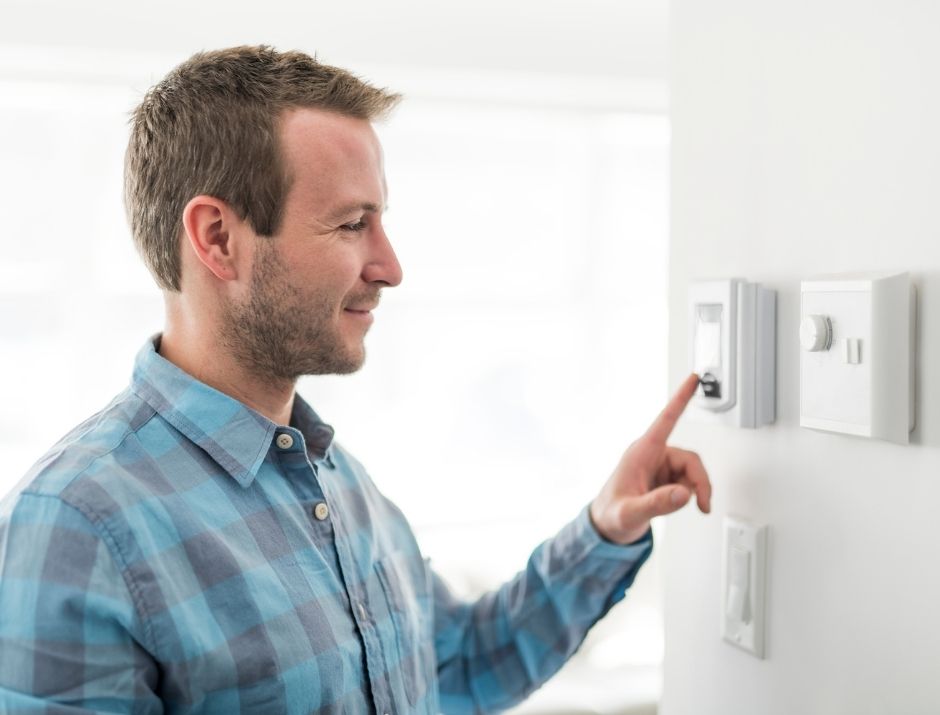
[0,335,652,714]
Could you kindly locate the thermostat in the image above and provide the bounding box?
[688,279,776,429]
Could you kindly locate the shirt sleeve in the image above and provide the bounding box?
[432,505,653,715]
[0,492,162,713]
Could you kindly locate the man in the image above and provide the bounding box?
[0,46,711,713]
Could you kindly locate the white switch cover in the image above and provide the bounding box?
[688,279,776,429]
[722,516,768,659]
[800,272,915,444]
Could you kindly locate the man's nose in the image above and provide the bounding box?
[363,225,403,287]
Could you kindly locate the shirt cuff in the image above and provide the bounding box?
[536,505,654,617]
[586,504,654,548]
[547,504,654,569]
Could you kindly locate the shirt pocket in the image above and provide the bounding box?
[375,551,437,712]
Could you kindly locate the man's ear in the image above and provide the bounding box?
[181,195,249,283]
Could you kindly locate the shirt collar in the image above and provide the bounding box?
[130,334,335,488]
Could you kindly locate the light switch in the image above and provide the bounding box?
[722,516,768,659]
[843,338,861,365]
[800,272,915,444]
[688,279,776,429]
[725,547,751,623]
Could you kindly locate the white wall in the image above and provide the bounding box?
[664,2,940,713]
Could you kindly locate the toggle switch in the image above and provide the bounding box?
[725,546,751,624]
[843,338,861,365]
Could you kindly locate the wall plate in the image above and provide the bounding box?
[721,516,768,659]
[799,272,915,444]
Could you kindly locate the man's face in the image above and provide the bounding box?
[219,108,402,381]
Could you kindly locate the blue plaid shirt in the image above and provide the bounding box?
[0,335,652,714]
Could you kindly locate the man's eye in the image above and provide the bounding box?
[341,220,367,232]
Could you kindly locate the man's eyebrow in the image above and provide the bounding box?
[325,202,384,222]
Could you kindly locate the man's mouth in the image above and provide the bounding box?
[343,293,380,314]
[343,305,376,324]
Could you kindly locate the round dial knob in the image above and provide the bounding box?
[800,314,832,352]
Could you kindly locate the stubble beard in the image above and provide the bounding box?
[218,240,367,384]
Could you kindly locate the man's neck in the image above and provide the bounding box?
[158,327,296,427]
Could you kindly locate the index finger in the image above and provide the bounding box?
[644,373,700,444]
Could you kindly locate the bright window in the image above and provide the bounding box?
[0,60,669,676]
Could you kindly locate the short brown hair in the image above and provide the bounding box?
[124,45,401,292]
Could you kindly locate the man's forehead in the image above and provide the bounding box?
[279,107,384,200]
[279,107,380,161]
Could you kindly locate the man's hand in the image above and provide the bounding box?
[589,373,712,545]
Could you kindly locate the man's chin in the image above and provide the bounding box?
[297,346,366,377]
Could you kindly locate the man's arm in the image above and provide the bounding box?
[431,374,711,714]
[0,492,161,713]
[433,507,652,714]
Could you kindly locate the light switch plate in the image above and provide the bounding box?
[721,516,768,659]
[800,272,915,444]
[688,279,776,429]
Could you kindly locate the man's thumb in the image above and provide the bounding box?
[613,485,693,538]
[644,484,691,518]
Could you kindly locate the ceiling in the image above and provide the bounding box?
[1,0,668,81]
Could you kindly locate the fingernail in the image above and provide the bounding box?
[671,489,685,506]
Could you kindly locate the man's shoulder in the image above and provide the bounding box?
[3,388,160,515]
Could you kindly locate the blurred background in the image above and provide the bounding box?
[0,2,670,713]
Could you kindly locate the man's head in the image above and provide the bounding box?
[125,46,403,379]
[125,46,400,293]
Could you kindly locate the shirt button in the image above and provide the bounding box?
[276,433,294,449]
[358,602,368,619]
[313,502,330,521]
